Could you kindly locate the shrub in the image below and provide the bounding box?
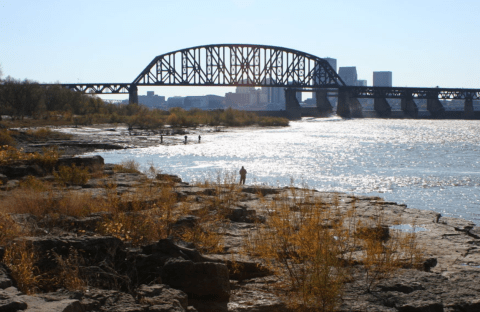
[0,213,21,246]
[0,146,59,168]
[0,130,16,146]
[35,146,61,171]
[54,164,90,185]
[3,242,40,294]
[246,188,347,311]
[23,128,72,141]
[113,159,141,174]
[49,248,87,291]
[97,182,178,246]
[26,128,54,140]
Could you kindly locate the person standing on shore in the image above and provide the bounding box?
[198,135,201,143]
[239,166,247,185]
[184,136,187,144]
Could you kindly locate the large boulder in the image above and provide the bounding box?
[137,284,188,310]
[161,259,230,302]
[56,156,104,171]
[142,239,208,264]
[0,164,45,179]
[19,235,124,289]
[0,264,13,290]
[81,289,146,312]
[0,173,8,185]
[0,287,27,311]
[156,174,182,183]
[20,235,122,264]
[21,295,83,312]
[136,239,214,286]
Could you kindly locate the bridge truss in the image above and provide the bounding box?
[132,44,344,88]
[60,84,131,94]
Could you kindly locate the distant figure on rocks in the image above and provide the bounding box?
[239,166,247,185]
[160,135,163,144]
[184,135,187,144]
[198,135,201,143]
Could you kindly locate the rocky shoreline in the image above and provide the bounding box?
[1,126,480,312]
[13,124,225,156]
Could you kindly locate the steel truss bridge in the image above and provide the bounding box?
[50,44,480,119]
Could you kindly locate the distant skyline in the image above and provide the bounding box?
[1,0,479,100]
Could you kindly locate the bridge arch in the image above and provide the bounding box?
[132,44,345,88]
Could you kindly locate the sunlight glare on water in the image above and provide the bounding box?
[90,118,480,224]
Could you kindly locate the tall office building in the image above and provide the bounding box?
[338,67,358,86]
[373,71,392,87]
[323,57,337,73]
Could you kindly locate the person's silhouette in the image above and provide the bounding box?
[239,166,247,185]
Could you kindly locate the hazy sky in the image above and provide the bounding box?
[1,0,479,100]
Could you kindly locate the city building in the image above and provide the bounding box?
[338,67,358,86]
[166,96,184,108]
[263,78,285,106]
[356,79,367,86]
[205,95,225,109]
[323,57,337,73]
[225,92,249,108]
[165,95,225,110]
[137,91,165,108]
[183,96,207,109]
[373,71,392,87]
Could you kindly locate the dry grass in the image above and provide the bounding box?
[0,146,60,169]
[25,128,72,141]
[50,248,87,291]
[113,159,141,174]
[0,130,16,146]
[245,187,425,311]
[54,164,90,186]
[0,213,21,246]
[3,242,40,294]
[3,177,101,223]
[97,180,179,246]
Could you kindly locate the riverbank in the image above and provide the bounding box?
[11,123,229,156]
[1,125,480,311]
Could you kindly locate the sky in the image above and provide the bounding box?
[1,0,479,100]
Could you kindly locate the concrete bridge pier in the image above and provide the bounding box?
[315,90,333,115]
[401,95,418,118]
[374,97,392,117]
[129,85,138,104]
[427,98,445,118]
[337,88,363,118]
[464,97,475,119]
[285,88,302,119]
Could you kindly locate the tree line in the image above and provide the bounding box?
[0,77,114,120]
[0,77,289,128]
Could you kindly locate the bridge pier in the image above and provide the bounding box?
[427,98,445,118]
[337,88,363,118]
[401,95,418,118]
[315,90,333,115]
[129,85,138,104]
[374,97,392,117]
[464,97,475,119]
[285,89,302,119]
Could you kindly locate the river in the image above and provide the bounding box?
[87,117,480,225]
